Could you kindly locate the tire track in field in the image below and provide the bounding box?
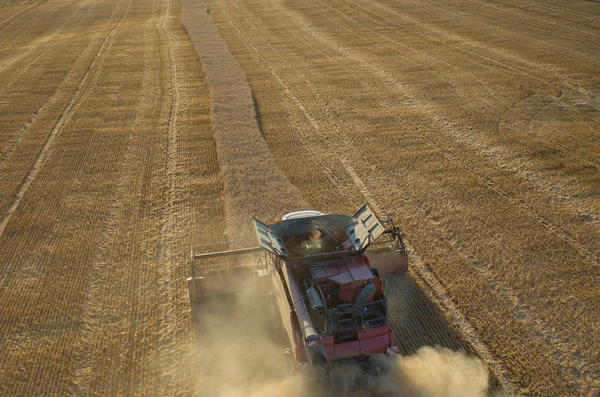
[324,3,596,388]
[1,0,141,389]
[211,1,516,392]
[153,0,189,388]
[316,0,511,119]
[353,0,600,112]
[0,0,99,94]
[430,0,600,56]
[245,3,600,389]
[314,1,501,124]
[371,0,600,113]
[0,0,47,35]
[509,0,600,23]
[69,0,167,392]
[0,0,93,54]
[342,0,600,125]
[151,0,203,389]
[161,0,182,269]
[274,2,600,268]
[1,2,62,47]
[264,68,519,392]
[348,0,595,96]
[0,0,100,168]
[339,153,518,394]
[360,155,597,394]
[0,0,101,101]
[388,168,600,389]
[487,0,600,32]
[12,3,77,44]
[210,0,600,392]
[0,0,98,93]
[272,0,600,270]
[0,50,45,96]
[71,0,219,391]
[263,0,600,269]
[0,0,133,242]
[198,2,506,390]
[211,0,364,215]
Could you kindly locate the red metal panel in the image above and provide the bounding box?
[357,325,390,340]
[326,330,393,361]
[333,340,361,360]
[327,268,354,284]
[346,258,374,281]
[359,334,390,355]
[373,277,383,295]
[295,346,309,363]
[321,335,335,345]
[312,256,374,285]
[324,345,335,361]
[339,288,355,302]
[326,257,373,285]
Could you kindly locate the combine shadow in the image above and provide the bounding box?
[384,274,504,393]
[385,273,466,354]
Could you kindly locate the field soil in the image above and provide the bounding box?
[0,0,599,395]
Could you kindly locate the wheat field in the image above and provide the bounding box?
[1,0,599,394]
[0,0,221,393]
[199,0,600,393]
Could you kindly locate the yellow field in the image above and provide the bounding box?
[1,0,599,394]
[0,0,220,393]
[199,0,600,393]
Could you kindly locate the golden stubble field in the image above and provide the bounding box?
[0,0,223,393]
[199,0,600,394]
[1,0,599,395]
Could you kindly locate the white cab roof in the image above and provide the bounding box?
[281,210,324,220]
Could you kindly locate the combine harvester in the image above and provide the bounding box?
[188,205,408,394]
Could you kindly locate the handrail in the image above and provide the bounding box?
[192,246,263,260]
[192,238,257,250]
[313,281,389,336]
[190,247,273,278]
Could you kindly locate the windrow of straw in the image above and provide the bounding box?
[181,0,307,240]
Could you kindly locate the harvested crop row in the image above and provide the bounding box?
[181,0,307,240]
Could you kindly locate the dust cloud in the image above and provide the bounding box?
[193,276,307,397]
[192,273,493,397]
[376,346,491,397]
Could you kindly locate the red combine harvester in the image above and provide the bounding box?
[188,205,408,394]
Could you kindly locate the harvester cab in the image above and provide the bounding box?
[188,205,408,393]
